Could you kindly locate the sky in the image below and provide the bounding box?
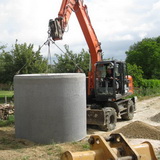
[0,0,160,62]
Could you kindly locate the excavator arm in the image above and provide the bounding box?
[49,0,102,95]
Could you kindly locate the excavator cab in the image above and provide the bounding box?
[95,60,131,101]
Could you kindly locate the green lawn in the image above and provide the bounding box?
[0,91,14,104]
[0,115,15,126]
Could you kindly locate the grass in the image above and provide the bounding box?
[128,86,160,100]
[0,91,14,97]
[0,90,14,104]
[0,115,15,127]
[0,124,90,160]
[0,124,159,160]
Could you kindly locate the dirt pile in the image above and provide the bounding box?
[150,112,160,122]
[113,121,160,140]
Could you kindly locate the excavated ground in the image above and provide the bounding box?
[0,96,160,159]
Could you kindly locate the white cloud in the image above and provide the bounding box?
[153,1,160,10]
[0,0,160,60]
[139,32,148,39]
[109,34,134,41]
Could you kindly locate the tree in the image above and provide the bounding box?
[0,42,48,84]
[53,45,90,75]
[127,63,144,87]
[125,36,160,79]
[0,44,6,52]
[0,44,9,82]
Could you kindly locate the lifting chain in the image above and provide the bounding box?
[39,27,84,73]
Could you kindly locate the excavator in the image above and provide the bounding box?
[48,0,136,131]
[48,1,158,159]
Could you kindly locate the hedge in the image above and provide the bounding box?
[140,79,160,88]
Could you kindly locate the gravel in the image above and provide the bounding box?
[150,112,160,123]
[113,121,160,140]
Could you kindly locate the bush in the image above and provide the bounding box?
[140,79,160,88]
[127,63,144,87]
[128,79,160,99]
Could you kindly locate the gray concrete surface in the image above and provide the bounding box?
[14,73,86,144]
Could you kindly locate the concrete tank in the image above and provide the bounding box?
[14,73,86,144]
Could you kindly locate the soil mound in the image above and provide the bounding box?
[113,121,160,140]
[150,112,160,122]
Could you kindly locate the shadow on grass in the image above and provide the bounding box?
[0,125,36,150]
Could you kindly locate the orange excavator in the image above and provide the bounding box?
[48,1,158,159]
[49,0,136,131]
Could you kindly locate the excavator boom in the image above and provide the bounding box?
[49,0,102,95]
